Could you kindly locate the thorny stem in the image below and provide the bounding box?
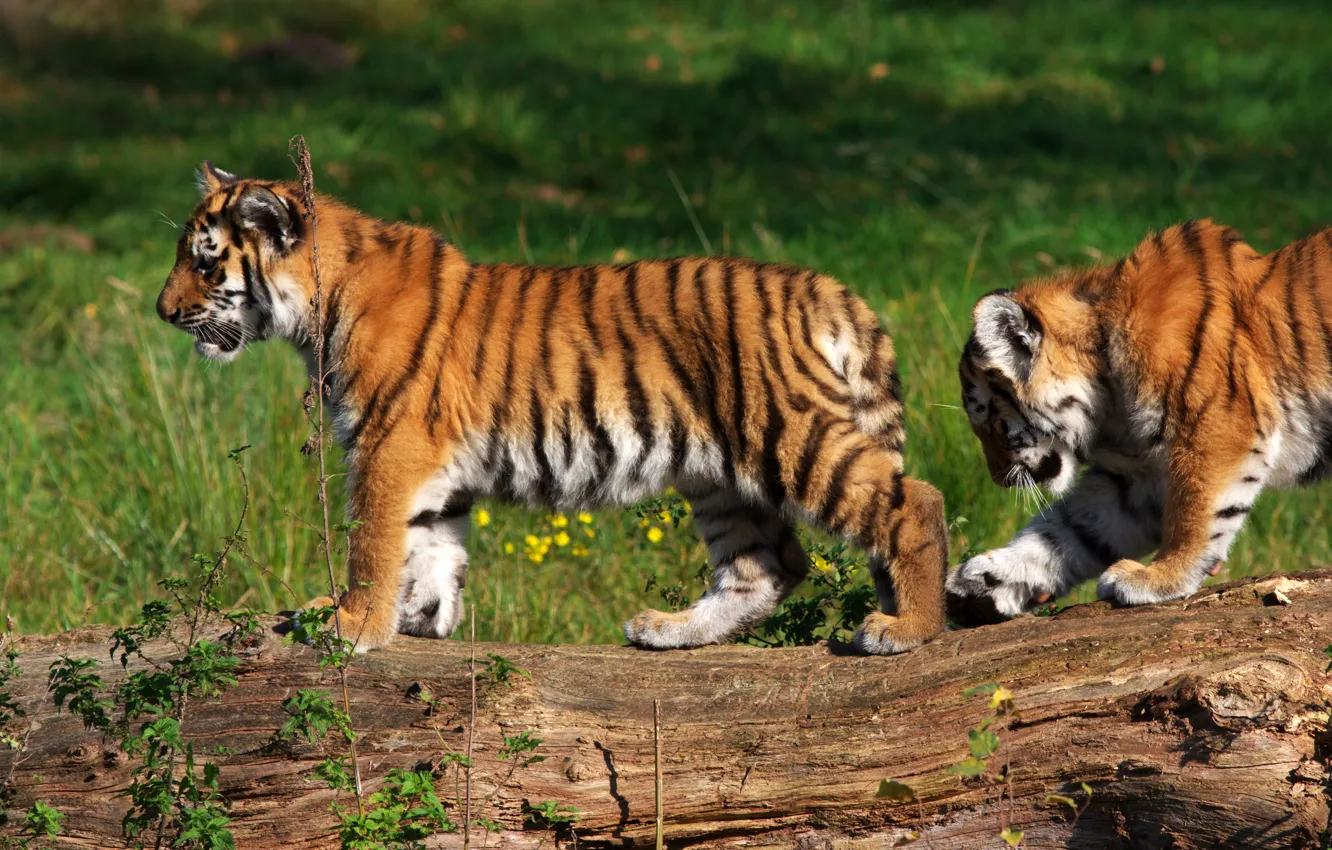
[289,134,365,816]
[464,606,477,850]
[153,449,252,850]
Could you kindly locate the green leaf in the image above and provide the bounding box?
[946,756,988,777]
[25,800,66,837]
[1044,794,1077,809]
[962,682,1001,697]
[875,779,916,803]
[1000,827,1024,846]
[523,800,580,826]
[968,728,1000,759]
[1080,782,1094,797]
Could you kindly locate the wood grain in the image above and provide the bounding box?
[2,571,1330,848]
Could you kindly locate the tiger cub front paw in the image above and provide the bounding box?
[297,592,397,653]
[945,550,1053,627]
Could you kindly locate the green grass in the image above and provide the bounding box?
[4,0,1332,641]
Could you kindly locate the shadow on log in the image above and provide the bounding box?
[2,571,1330,849]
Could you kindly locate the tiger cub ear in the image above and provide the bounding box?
[195,161,238,197]
[971,290,1042,382]
[232,185,294,247]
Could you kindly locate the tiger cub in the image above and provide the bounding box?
[155,162,948,653]
[947,218,1332,623]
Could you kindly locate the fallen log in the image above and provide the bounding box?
[2,571,1330,849]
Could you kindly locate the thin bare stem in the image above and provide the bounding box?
[464,606,477,850]
[654,699,663,850]
[289,134,364,816]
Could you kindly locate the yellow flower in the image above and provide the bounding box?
[504,542,515,554]
[656,510,671,522]
[572,545,589,557]
[665,486,677,495]
[812,555,832,572]
[475,509,491,527]
[682,500,691,512]
[528,552,544,563]
[554,532,571,547]
[639,518,651,529]
[525,534,539,547]
[646,527,664,544]
[84,303,98,319]
[551,514,569,528]
[578,512,594,524]
[584,528,596,539]
[542,535,552,546]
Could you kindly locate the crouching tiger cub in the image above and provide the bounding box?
[155,161,947,653]
[948,218,1332,623]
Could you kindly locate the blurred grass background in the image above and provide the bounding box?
[3,0,1331,642]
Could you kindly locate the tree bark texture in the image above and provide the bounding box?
[1,570,1330,849]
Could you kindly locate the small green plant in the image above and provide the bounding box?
[641,531,879,647]
[335,769,456,850]
[0,634,23,751]
[44,447,259,850]
[644,563,710,613]
[478,653,529,689]
[945,683,1016,779]
[632,494,691,529]
[876,683,1034,847]
[406,653,575,846]
[2,799,68,849]
[498,731,546,767]
[3,603,66,845]
[24,801,65,839]
[274,688,353,747]
[523,800,580,829]
[1044,782,1094,827]
[749,539,875,647]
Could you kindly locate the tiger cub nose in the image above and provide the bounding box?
[155,291,181,324]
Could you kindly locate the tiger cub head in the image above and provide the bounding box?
[958,284,1104,496]
[156,162,308,362]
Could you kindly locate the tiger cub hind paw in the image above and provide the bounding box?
[852,611,939,655]
[1095,559,1202,607]
[623,608,714,650]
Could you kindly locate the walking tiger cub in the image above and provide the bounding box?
[156,162,948,653]
[948,218,1332,623]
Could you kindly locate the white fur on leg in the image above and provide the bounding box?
[397,515,469,639]
[851,613,922,655]
[624,552,785,649]
[947,533,1063,618]
[1095,559,1204,607]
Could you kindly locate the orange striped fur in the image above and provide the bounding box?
[949,218,1332,621]
[156,163,948,652]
